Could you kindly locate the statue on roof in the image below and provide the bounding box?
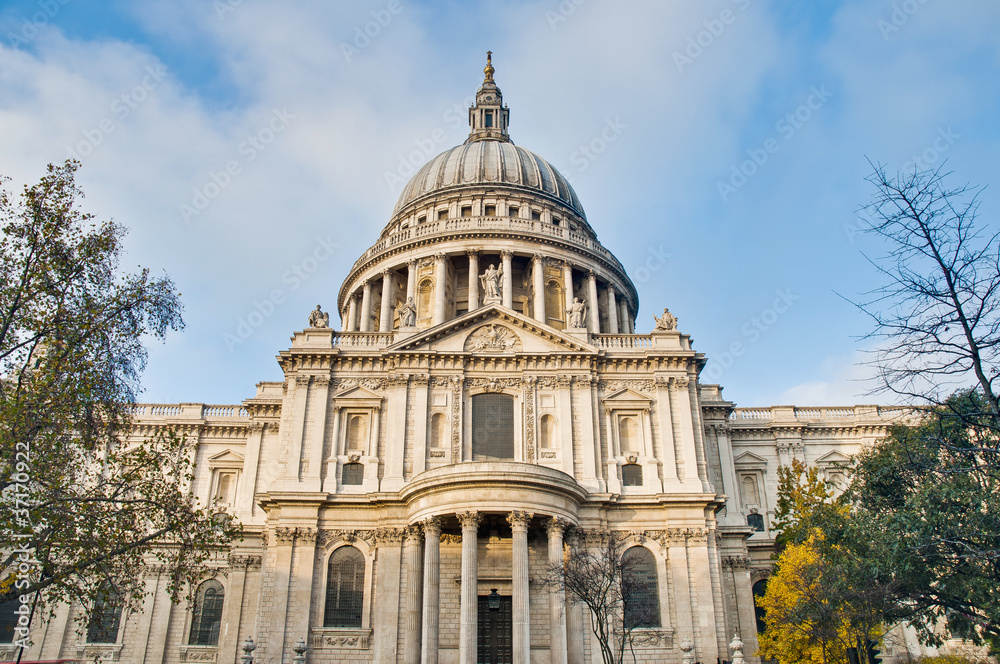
[308,305,330,328]
[653,307,677,331]
[396,296,416,327]
[568,297,587,329]
[481,263,503,300]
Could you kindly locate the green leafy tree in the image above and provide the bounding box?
[0,161,239,628]
[849,164,1000,651]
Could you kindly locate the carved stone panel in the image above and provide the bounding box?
[464,324,522,352]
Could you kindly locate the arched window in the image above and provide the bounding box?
[472,393,514,460]
[417,279,433,320]
[622,463,643,487]
[430,412,447,448]
[619,417,638,452]
[87,586,123,644]
[189,580,224,646]
[741,475,759,506]
[544,279,564,328]
[347,415,367,451]
[539,414,555,449]
[623,547,659,628]
[753,579,768,634]
[325,547,365,627]
[0,596,20,643]
[342,462,364,486]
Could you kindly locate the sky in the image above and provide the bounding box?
[1,0,998,408]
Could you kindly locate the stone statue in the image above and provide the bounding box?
[568,297,587,328]
[653,307,677,331]
[480,263,503,300]
[680,636,695,664]
[396,296,416,327]
[308,305,329,328]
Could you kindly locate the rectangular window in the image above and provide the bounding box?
[508,206,519,217]
[438,209,449,220]
[472,393,515,460]
[531,210,541,221]
[484,205,496,216]
[462,206,472,217]
[485,111,493,128]
[417,215,426,224]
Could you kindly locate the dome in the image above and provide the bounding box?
[392,141,586,220]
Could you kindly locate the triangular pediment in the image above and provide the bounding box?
[815,450,852,466]
[733,451,768,467]
[208,449,245,463]
[332,385,383,400]
[604,388,653,403]
[387,305,598,355]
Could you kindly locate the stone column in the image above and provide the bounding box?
[421,517,442,664]
[403,526,424,664]
[672,376,703,491]
[360,280,373,332]
[501,250,513,308]
[379,269,394,332]
[458,511,481,664]
[562,262,574,314]
[508,511,533,664]
[374,529,404,664]
[606,286,619,334]
[586,271,600,332]
[347,293,359,331]
[618,298,629,334]
[533,254,546,323]
[467,250,480,311]
[546,518,569,664]
[433,253,447,326]
[407,260,417,302]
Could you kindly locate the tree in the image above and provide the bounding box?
[848,390,1000,647]
[849,164,1000,649]
[856,163,1000,412]
[0,161,240,633]
[761,462,903,664]
[541,533,660,664]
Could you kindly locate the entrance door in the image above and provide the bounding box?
[477,595,512,664]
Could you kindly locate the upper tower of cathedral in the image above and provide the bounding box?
[337,54,639,336]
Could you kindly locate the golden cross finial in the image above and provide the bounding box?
[484,51,494,82]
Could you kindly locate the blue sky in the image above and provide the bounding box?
[1,0,999,407]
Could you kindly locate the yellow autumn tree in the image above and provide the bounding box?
[757,533,848,664]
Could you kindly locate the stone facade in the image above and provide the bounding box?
[9,57,923,664]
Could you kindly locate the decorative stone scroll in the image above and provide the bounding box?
[464,324,522,352]
[310,629,372,650]
[273,527,318,544]
[227,555,262,569]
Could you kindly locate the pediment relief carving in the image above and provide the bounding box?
[464,324,522,352]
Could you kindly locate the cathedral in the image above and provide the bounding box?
[7,56,914,664]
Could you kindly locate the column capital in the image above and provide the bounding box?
[501,249,513,260]
[421,516,442,535]
[382,268,391,278]
[457,511,481,530]
[545,517,571,537]
[408,259,418,268]
[562,260,573,271]
[506,511,533,530]
[587,269,596,279]
[404,524,424,544]
[435,252,448,263]
[466,249,480,258]
[533,252,544,263]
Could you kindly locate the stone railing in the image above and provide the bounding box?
[131,403,249,419]
[592,334,653,350]
[729,405,917,423]
[350,216,625,275]
[331,332,394,349]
